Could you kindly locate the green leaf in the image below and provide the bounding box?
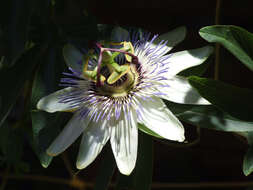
[31,46,63,108]
[199,25,253,71]
[115,132,153,190]
[30,46,66,167]
[94,145,116,190]
[165,100,253,132]
[188,76,253,121]
[0,46,41,127]
[30,112,68,168]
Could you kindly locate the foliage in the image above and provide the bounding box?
[198,25,253,176]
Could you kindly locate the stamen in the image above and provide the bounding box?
[95,42,139,87]
[96,43,104,87]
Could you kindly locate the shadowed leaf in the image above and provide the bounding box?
[0,46,41,127]
[165,100,253,132]
[30,46,68,167]
[188,76,253,121]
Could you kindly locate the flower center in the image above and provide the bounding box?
[82,41,140,98]
[97,64,139,98]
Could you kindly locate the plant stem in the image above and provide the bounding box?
[61,152,75,178]
[0,173,89,189]
[214,0,221,80]
[2,172,253,189]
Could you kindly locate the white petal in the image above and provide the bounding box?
[111,27,129,42]
[165,46,213,76]
[37,87,80,113]
[76,119,110,169]
[63,44,83,71]
[153,26,187,53]
[110,111,138,175]
[157,75,210,105]
[147,40,171,57]
[47,112,89,156]
[137,97,185,142]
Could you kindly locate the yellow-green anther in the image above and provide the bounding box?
[123,42,134,62]
[102,50,112,62]
[110,62,123,72]
[95,41,138,86]
[107,64,130,84]
[82,54,106,83]
[110,42,133,61]
[83,69,106,82]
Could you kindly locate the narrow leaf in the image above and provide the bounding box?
[31,46,66,167]
[0,46,41,127]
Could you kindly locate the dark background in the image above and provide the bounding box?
[1,0,253,189]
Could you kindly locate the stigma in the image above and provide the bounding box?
[81,41,139,88]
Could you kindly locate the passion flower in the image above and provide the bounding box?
[37,26,213,175]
